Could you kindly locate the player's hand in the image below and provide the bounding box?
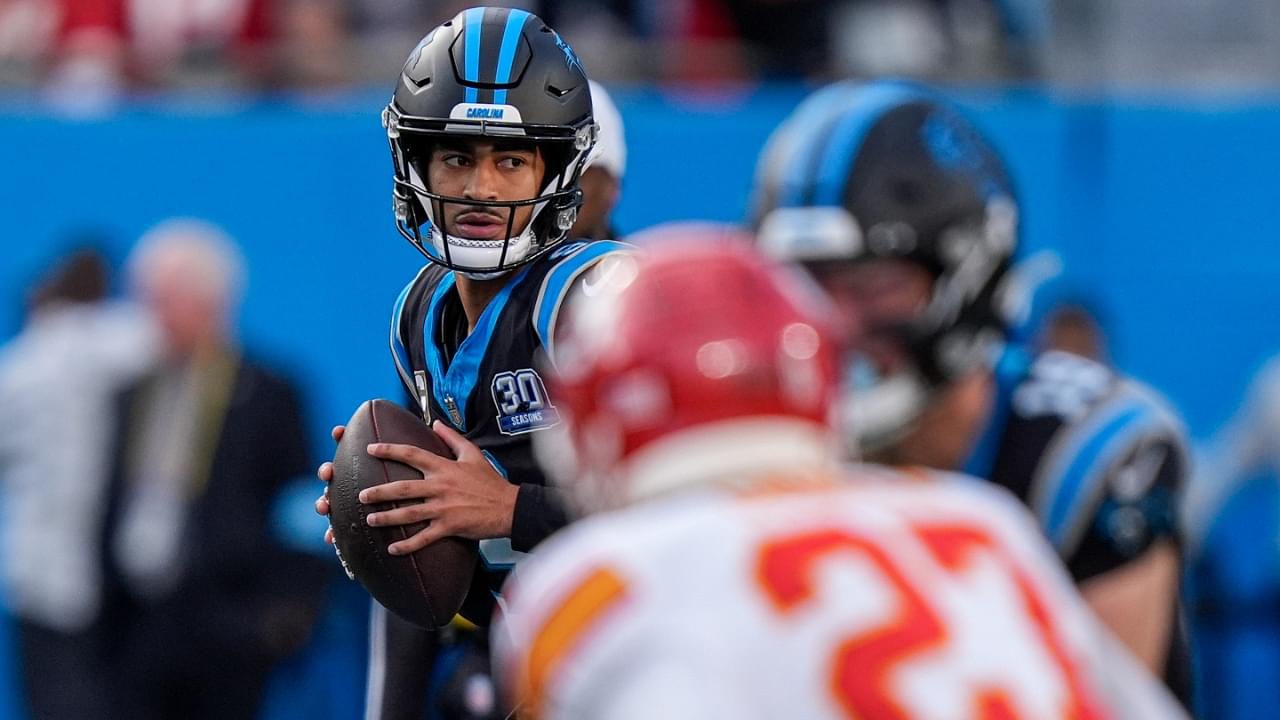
[315,424,345,545]
[361,420,519,555]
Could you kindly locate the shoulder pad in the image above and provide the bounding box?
[532,240,634,359]
[1029,375,1187,556]
[388,265,437,398]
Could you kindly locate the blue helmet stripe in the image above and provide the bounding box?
[813,83,928,206]
[493,9,531,105]
[463,7,485,103]
[443,265,533,430]
[776,83,858,207]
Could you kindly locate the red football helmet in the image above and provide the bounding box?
[538,223,843,514]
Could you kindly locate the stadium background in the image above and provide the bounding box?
[3,0,1280,717]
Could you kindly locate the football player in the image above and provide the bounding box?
[313,7,629,718]
[751,80,1191,701]
[496,227,1186,719]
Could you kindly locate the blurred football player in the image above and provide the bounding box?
[496,227,1186,719]
[751,80,1191,701]
[1182,356,1280,719]
[312,8,628,719]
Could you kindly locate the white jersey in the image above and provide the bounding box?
[495,467,1185,720]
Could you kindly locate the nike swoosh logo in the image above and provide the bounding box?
[578,255,629,298]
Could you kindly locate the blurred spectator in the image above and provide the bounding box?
[96,219,326,720]
[571,80,627,240]
[1038,300,1109,363]
[57,0,274,87]
[342,0,470,86]
[3,0,1050,92]
[0,0,60,87]
[276,0,349,88]
[0,246,157,720]
[42,0,353,96]
[721,0,832,79]
[829,0,1014,80]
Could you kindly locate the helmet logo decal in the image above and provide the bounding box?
[449,103,523,122]
[492,369,562,435]
[553,32,584,73]
[404,29,437,74]
[446,104,526,135]
[922,111,1004,199]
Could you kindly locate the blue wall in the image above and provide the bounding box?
[6,87,1277,446]
[2,86,1279,717]
[4,88,1279,442]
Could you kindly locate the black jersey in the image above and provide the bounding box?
[388,239,630,605]
[966,348,1187,579]
[965,347,1192,703]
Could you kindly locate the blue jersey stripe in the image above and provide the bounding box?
[423,272,456,424]
[534,240,630,359]
[423,266,534,431]
[481,450,509,479]
[463,7,485,103]
[777,83,857,207]
[814,83,927,205]
[1043,402,1158,549]
[492,10,530,105]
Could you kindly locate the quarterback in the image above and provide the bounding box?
[315,7,628,718]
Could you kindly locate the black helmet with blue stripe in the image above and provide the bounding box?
[384,7,597,274]
[753,81,1019,450]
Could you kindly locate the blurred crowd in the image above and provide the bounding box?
[0,0,1042,97]
[6,0,1280,100]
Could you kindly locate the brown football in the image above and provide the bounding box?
[328,399,477,628]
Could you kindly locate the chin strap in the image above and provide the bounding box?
[456,268,511,281]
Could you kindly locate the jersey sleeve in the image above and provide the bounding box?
[1029,380,1189,581]
[530,240,634,367]
[507,241,634,552]
[511,483,571,553]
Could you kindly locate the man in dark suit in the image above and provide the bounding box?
[98,219,326,720]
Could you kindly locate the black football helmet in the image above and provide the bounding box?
[384,7,597,275]
[753,80,1018,450]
